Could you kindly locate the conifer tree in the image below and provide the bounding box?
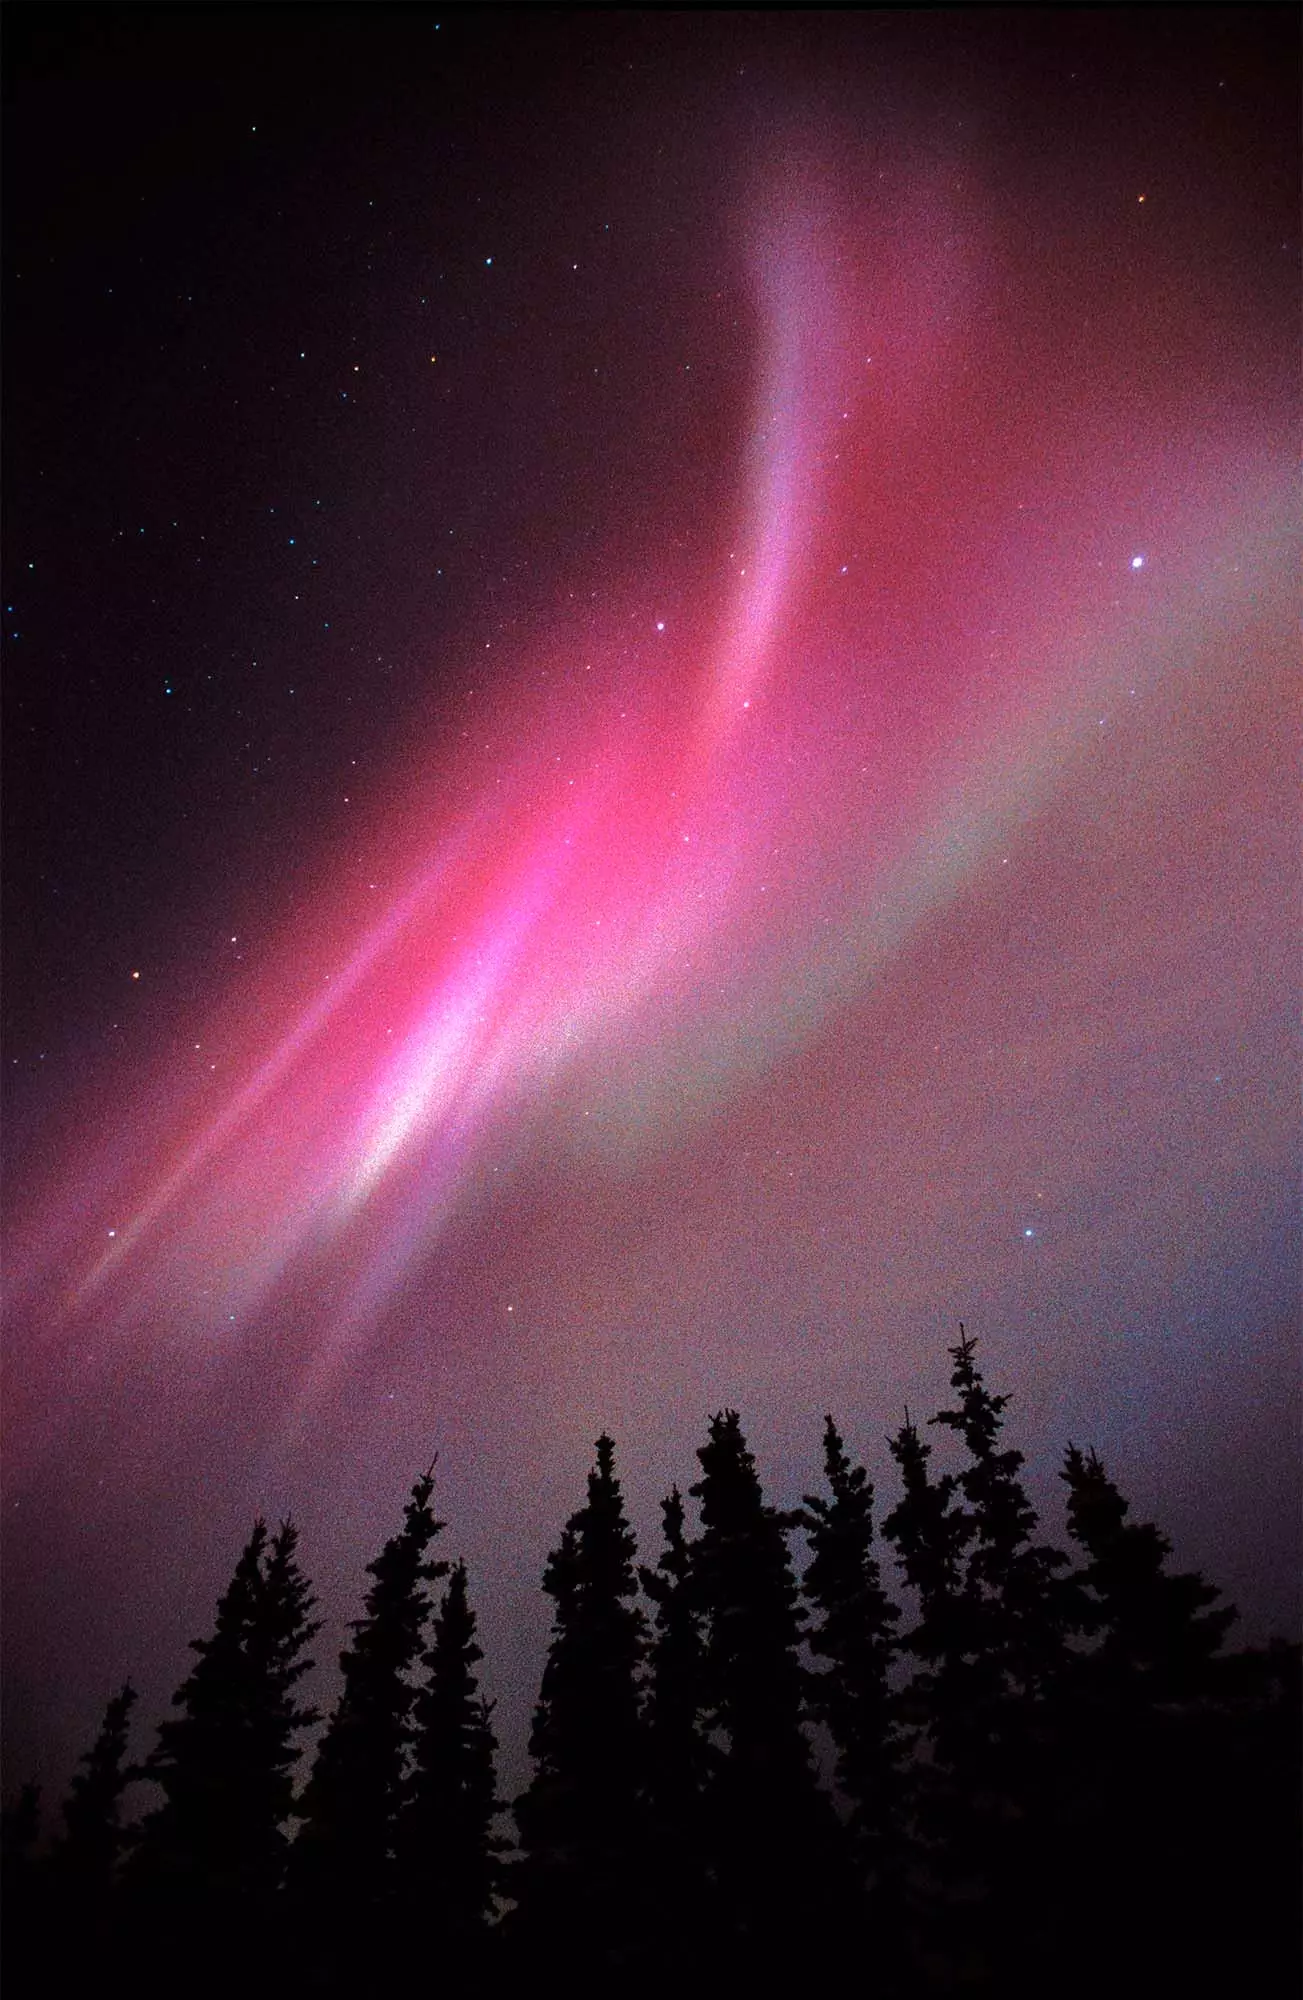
[802,1418,900,1876]
[689,1410,843,1965]
[48,1684,139,1990]
[1061,1443,1235,1703]
[883,1356,1014,1984]
[513,1434,645,1964]
[881,1406,968,1761]
[133,1520,319,1910]
[125,1519,318,1998]
[885,1334,1069,1781]
[396,1560,503,1956]
[638,1486,712,1948]
[932,1331,1071,1708]
[291,1468,446,1943]
[892,1333,1073,1989]
[640,1486,709,1819]
[1048,1450,1244,1993]
[54,1680,138,1898]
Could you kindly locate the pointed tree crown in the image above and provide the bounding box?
[1062,1444,1235,1694]
[56,1681,138,1889]
[688,1410,810,1758]
[527,1432,645,1788]
[515,1432,647,1943]
[294,1466,447,1906]
[399,1559,504,1934]
[136,1517,319,1897]
[802,1417,901,1846]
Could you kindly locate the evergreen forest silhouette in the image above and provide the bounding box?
[3,1331,1298,1997]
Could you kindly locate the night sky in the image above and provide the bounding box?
[3,6,1298,1806]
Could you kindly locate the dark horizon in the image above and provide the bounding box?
[5,1338,1299,1998]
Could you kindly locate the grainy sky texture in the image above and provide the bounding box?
[3,6,1297,1802]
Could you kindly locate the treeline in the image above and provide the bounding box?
[3,1332,1298,1997]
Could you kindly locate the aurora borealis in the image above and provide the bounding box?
[3,7,1297,1800]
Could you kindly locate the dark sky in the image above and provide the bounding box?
[3,5,1298,1806]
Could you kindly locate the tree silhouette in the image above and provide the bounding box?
[513,1433,646,1966]
[395,1559,504,1966]
[55,1681,137,1888]
[638,1485,712,1958]
[802,1418,901,1895]
[1061,1442,1235,1701]
[291,1467,446,1967]
[128,1519,319,1988]
[47,1683,138,1989]
[924,1333,1076,1985]
[932,1330,1072,1701]
[1034,1442,1253,1995]
[690,1409,845,1968]
[881,1404,967,1760]
[134,1521,319,1894]
[5,1336,1297,1997]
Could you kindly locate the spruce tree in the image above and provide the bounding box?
[899,1332,1072,1990]
[640,1486,709,1821]
[882,1355,1023,1989]
[881,1405,968,1764]
[291,1468,446,1952]
[135,1519,267,1900]
[638,1486,712,1951]
[1056,1444,1236,1905]
[48,1683,138,1990]
[134,1521,319,1898]
[1049,1448,1247,1997]
[802,1418,900,1879]
[689,1410,843,1966]
[128,1519,319,1993]
[55,1680,138,1895]
[395,1560,503,1962]
[932,1331,1071,1705]
[884,1335,1069,1782]
[1061,1443,1234,1703]
[512,1434,645,1966]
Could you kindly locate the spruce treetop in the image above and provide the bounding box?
[640,1485,708,1806]
[293,1465,447,1914]
[135,1514,319,1901]
[56,1681,138,1887]
[689,1409,810,1751]
[882,1409,967,1620]
[515,1433,646,1949]
[802,1417,901,1851]
[1062,1443,1236,1695]
[399,1559,504,1935]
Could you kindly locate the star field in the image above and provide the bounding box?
[2,7,1297,1801]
